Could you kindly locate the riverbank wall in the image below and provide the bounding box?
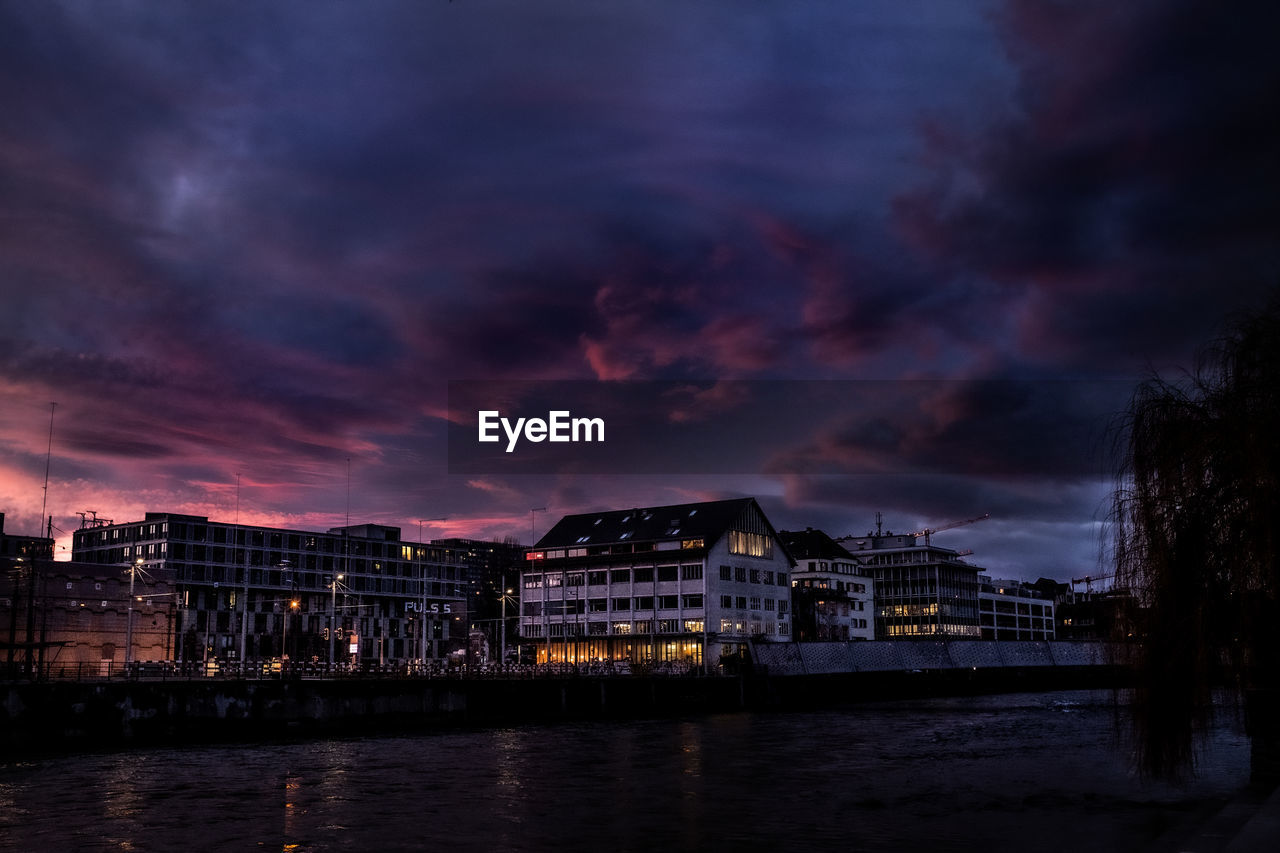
[1,663,1124,755]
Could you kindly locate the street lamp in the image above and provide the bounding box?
[501,587,514,666]
[283,597,299,666]
[329,573,344,668]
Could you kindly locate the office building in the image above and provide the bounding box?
[521,498,793,669]
[839,525,983,638]
[70,513,468,666]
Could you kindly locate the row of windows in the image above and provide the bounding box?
[717,594,789,614]
[524,619,706,637]
[75,526,461,562]
[717,565,789,586]
[794,578,869,594]
[524,594,706,616]
[803,560,864,576]
[524,565,704,588]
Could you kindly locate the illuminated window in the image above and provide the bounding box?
[728,530,773,559]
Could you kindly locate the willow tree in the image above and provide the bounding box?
[1111,297,1280,780]
[1111,297,1280,778]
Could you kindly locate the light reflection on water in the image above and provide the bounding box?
[0,690,1251,852]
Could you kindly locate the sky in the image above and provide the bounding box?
[1,0,1276,581]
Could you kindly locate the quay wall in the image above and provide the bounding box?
[1,641,1123,754]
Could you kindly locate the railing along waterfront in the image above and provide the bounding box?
[16,658,703,682]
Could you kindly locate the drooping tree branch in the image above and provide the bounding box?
[1111,294,1280,778]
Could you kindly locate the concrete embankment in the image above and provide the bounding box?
[0,676,751,753]
[0,665,1125,755]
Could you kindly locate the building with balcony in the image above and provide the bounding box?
[521,498,793,670]
[978,576,1056,640]
[70,513,468,666]
[777,528,874,641]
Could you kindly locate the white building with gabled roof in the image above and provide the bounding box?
[521,497,794,671]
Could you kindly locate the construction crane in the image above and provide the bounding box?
[1071,573,1114,594]
[912,513,990,546]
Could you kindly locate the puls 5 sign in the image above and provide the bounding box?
[405,601,453,614]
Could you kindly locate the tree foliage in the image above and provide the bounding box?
[1111,296,1280,778]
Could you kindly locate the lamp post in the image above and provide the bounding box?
[125,558,142,670]
[531,506,546,663]
[329,573,344,669]
[283,597,299,667]
[500,587,514,666]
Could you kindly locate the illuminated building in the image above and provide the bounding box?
[777,528,874,641]
[978,576,1056,640]
[70,513,468,666]
[839,526,982,638]
[520,498,794,670]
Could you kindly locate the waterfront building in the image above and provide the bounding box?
[838,525,983,638]
[70,513,468,666]
[777,528,874,641]
[977,576,1056,640]
[1,560,173,675]
[520,498,794,669]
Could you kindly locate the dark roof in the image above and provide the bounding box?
[535,497,773,552]
[777,528,859,562]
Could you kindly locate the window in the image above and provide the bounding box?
[735,596,747,609]
[588,598,608,613]
[681,565,703,581]
[546,573,563,587]
[588,622,607,635]
[749,597,761,611]
[634,567,654,583]
[720,565,732,581]
[610,569,630,584]
[612,597,631,611]
[657,565,678,582]
[735,567,747,582]
[566,573,585,587]
[763,571,774,584]
[728,529,773,558]
[635,596,654,610]
[682,594,703,609]
[657,619,679,633]
[587,571,607,586]
[658,595,678,609]
[778,574,789,587]
[612,622,632,635]
[764,598,775,611]
[749,569,761,584]
[720,595,733,608]
[681,538,704,549]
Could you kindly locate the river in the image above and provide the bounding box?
[0,689,1252,852]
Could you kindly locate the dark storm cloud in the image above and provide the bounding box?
[893,0,1280,369]
[2,1,1268,581]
